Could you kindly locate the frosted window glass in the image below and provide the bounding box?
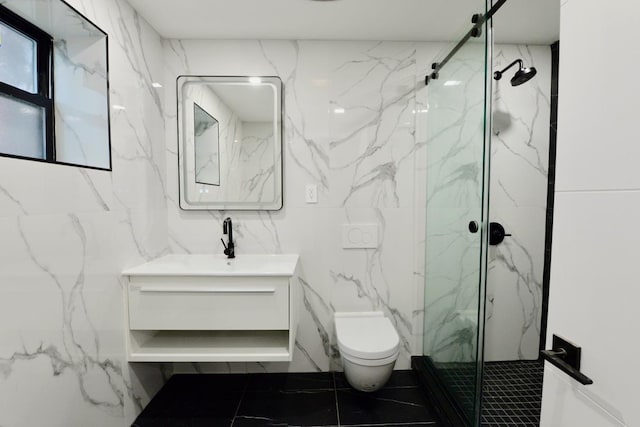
[0,21,37,93]
[0,94,45,158]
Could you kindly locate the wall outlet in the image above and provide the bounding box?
[305,184,318,203]
[342,224,378,249]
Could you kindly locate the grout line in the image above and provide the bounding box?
[332,371,341,427]
[229,376,249,427]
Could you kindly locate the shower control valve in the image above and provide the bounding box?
[489,222,511,245]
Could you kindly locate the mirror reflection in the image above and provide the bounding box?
[193,103,220,186]
[177,76,283,210]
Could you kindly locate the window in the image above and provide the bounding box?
[0,0,111,170]
[0,5,54,161]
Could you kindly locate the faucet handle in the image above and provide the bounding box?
[221,238,234,257]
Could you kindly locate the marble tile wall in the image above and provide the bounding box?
[485,45,551,361]
[0,5,550,422]
[166,39,550,372]
[0,0,168,426]
[163,40,443,373]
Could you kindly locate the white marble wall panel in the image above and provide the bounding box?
[485,44,551,361]
[0,0,168,426]
[164,40,443,373]
[0,9,552,423]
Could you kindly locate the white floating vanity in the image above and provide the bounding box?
[122,254,299,362]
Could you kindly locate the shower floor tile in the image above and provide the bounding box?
[481,360,544,427]
[422,359,544,426]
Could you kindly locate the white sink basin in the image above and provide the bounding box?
[123,254,299,277]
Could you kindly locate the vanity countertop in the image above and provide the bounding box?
[123,254,299,277]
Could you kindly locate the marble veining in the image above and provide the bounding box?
[0,0,168,425]
[132,371,439,426]
[0,1,551,422]
[1,215,140,416]
[0,183,27,215]
[485,44,551,361]
[164,40,437,374]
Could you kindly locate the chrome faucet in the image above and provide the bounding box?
[221,217,235,259]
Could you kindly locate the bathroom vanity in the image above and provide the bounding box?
[122,254,299,362]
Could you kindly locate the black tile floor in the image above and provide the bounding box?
[133,370,441,427]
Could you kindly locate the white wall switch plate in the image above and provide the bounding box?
[342,224,378,249]
[305,184,318,203]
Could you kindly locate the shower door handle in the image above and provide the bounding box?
[468,221,479,233]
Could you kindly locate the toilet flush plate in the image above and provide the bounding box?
[342,224,378,249]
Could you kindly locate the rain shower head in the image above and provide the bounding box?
[510,66,537,86]
[493,59,537,86]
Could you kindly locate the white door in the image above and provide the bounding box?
[541,1,640,426]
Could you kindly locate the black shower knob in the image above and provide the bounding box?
[489,222,511,245]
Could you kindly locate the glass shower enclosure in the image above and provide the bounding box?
[419,1,492,425]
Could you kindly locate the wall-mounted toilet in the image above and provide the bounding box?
[334,311,400,392]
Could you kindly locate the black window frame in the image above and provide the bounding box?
[0,4,55,162]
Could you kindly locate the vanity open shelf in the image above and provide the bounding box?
[123,254,299,363]
[128,330,291,362]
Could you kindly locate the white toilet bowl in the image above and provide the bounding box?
[334,311,400,392]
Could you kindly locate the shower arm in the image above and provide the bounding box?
[493,59,523,80]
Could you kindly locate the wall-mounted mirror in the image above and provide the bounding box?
[177,76,283,210]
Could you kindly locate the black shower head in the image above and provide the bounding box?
[493,59,537,86]
[510,66,537,86]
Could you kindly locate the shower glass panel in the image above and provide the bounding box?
[421,4,491,425]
